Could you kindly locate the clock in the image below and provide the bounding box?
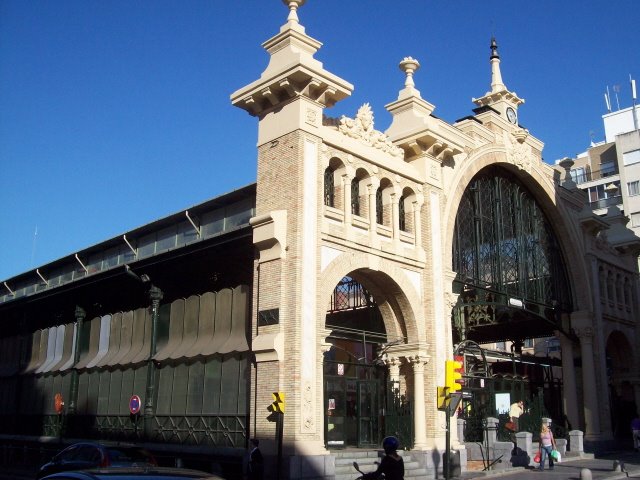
[506,107,517,125]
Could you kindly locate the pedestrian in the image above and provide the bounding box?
[248,438,263,480]
[538,423,557,471]
[632,414,640,452]
[509,400,524,432]
[359,436,404,480]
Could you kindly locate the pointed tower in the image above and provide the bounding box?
[230,0,353,468]
[472,37,524,126]
[231,0,353,142]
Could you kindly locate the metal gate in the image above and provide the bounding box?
[384,380,413,449]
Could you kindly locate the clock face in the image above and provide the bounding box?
[506,107,517,124]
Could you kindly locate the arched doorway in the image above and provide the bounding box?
[606,331,637,440]
[323,276,410,448]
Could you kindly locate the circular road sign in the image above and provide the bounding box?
[129,395,142,415]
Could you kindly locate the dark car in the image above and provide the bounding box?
[38,467,224,479]
[36,442,157,479]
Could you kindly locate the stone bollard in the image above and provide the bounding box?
[580,468,592,480]
[569,430,584,453]
[485,417,499,447]
[457,418,466,444]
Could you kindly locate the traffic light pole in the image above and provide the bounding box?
[276,411,283,480]
[444,393,451,480]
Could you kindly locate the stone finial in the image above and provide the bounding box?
[558,157,577,189]
[489,37,505,93]
[490,37,500,59]
[399,57,420,88]
[282,0,306,24]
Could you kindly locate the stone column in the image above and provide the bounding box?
[368,180,381,249]
[391,192,399,244]
[412,199,422,247]
[409,355,428,449]
[557,330,579,430]
[385,355,401,385]
[342,173,351,224]
[575,327,601,439]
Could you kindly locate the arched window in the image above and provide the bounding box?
[607,272,615,305]
[398,194,406,231]
[452,169,571,310]
[376,187,383,224]
[624,277,631,310]
[351,178,360,216]
[324,167,335,207]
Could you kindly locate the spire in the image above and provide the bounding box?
[472,37,524,110]
[489,37,506,93]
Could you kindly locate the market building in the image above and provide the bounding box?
[1,2,639,479]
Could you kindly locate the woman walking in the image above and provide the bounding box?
[538,424,557,471]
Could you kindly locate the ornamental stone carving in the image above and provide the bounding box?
[595,230,617,254]
[302,380,315,431]
[507,131,533,173]
[339,103,404,158]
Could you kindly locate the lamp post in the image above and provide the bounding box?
[67,305,86,416]
[144,284,163,437]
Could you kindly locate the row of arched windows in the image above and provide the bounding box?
[599,265,634,317]
[324,164,417,236]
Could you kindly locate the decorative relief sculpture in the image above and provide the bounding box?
[507,130,533,173]
[595,230,617,254]
[339,104,404,158]
[302,381,314,431]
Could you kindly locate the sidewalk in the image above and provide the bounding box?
[460,450,640,480]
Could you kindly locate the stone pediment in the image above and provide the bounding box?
[338,104,403,158]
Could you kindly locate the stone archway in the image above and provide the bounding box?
[319,255,427,449]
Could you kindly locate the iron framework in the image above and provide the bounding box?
[452,169,572,343]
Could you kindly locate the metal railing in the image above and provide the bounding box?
[589,195,623,210]
[573,167,618,185]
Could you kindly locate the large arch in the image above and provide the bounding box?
[443,150,583,435]
[443,148,593,314]
[318,250,429,449]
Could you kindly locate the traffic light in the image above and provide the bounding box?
[445,358,463,393]
[271,392,285,414]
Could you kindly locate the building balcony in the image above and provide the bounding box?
[589,194,623,210]
[574,167,618,185]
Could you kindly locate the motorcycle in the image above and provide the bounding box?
[353,461,380,479]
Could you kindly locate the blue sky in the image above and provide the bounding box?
[1,0,639,281]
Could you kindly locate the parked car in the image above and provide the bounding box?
[36,442,157,479]
[38,467,224,479]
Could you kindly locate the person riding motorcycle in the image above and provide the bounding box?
[359,436,404,480]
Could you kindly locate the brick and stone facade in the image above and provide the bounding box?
[233,2,640,478]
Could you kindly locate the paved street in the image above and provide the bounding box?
[462,451,640,480]
[1,450,638,480]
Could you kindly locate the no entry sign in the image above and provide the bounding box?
[129,395,142,415]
